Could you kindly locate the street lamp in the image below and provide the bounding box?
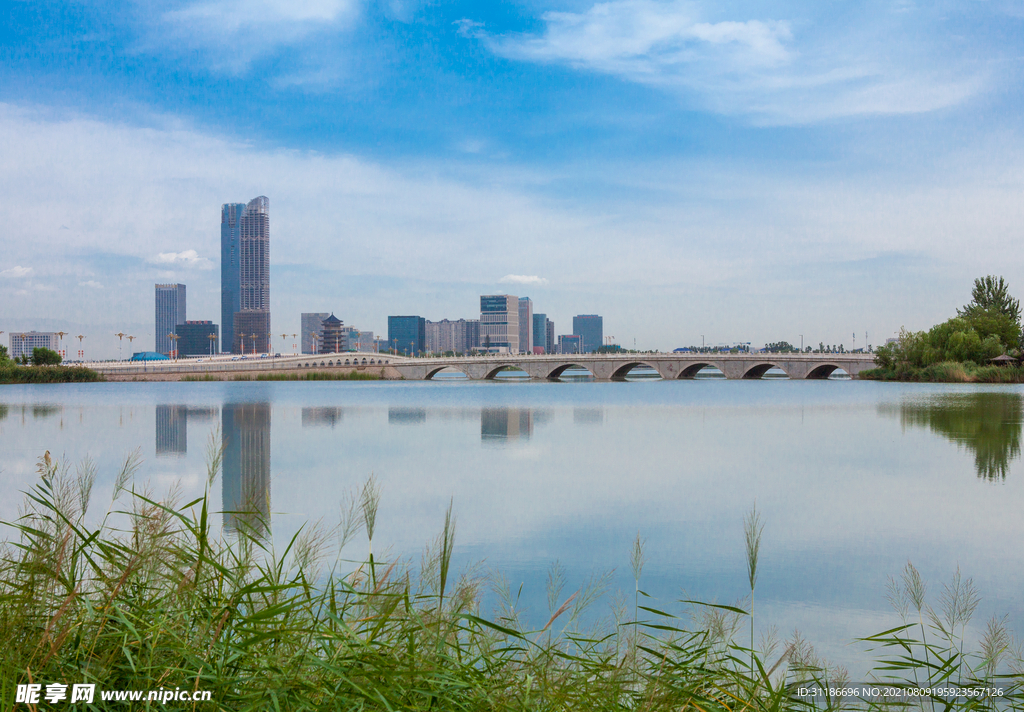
[167,333,180,360]
[76,334,86,361]
[311,332,319,355]
[208,332,217,356]
[55,331,67,360]
[115,332,126,361]
[291,333,297,355]
[250,333,257,356]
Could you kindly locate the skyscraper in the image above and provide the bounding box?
[222,196,270,354]
[155,284,186,355]
[518,297,533,355]
[220,203,245,353]
[480,295,519,353]
[573,314,604,353]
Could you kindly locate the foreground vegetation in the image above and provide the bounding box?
[1,450,1021,711]
[0,345,103,384]
[865,276,1024,382]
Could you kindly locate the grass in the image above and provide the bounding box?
[1,450,1022,711]
[0,364,104,384]
[232,371,382,381]
[862,361,1024,383]
[180,374,223,382]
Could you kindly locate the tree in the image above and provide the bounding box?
[32,347,62,366]
[0,345,8,362]
[959,276,1021,325]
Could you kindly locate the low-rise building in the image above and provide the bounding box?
[9,331,58,360]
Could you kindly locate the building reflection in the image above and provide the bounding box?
[302,407,343,428]
[573,407,604,425]
[389,407,427,425]
[155,405,219,458]
[887,393,1023,481]
[222,402,272,534]
[481,407,534,444]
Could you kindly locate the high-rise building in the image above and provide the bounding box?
[220,203,245,353]
[388,316,426,355]
[222,196,270,354]
[301,312,330,354]
[518,297,533,355]
[9,332,58,360]
[353,331,375,352]
[426,319,479,354]
[222,402,271,534]
[545,318,555,354]
[480,295,519,353]
[464,319,480,352]
[155,284,186,355]
[558,334,583,354]
[175,321,219,357]
[532,313,547,354]
[573,314,604,353]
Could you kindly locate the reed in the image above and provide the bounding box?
[0,364,104,384]
[1,451,1021,711]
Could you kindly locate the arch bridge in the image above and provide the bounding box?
[391,352,875,381]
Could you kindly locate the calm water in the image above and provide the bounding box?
[2,379,1022,675]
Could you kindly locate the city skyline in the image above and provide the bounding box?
[4,2,1024,359]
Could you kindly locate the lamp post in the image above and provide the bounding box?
[167,333,180,360]
[208,332,217,356]
[311,332,319,355]
[115,332,126,361]
[291,333,297,355]
[55,331,67,360]
[250,333,257,356]
[800,335,804,353]
[77,334,85,361]
[20,333,27,363]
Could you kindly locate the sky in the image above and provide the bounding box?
[1,0,1023,357]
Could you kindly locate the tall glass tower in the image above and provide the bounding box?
[220,203,245,353]
[155,283,186,355]
[221,196,270,353]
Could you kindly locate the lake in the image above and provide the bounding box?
[2,378,1022,677]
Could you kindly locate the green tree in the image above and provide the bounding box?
[31,347,62,366]
[0,345,8,362]
[959,275,1021,325]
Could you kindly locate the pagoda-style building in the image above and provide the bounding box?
[320,314,346,354]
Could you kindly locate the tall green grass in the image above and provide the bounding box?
[862,361,1024,383]
[0,364,104,384]
[1,450,1021,711]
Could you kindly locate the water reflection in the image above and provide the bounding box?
[887,393,1023,481]
[302,407,343,428]
[155,405,218,457]
[573,407,604,425]
[222,403,272,534]
[389,407,427,425]
[481,407,533,444]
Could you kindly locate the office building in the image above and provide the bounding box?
[222,196,270,354]
[301,312,330,354]
[518,297,533,355]
[155,284,186,355]
[222,402,271,534]
[464,319,480,352]
[573,314,604,353]
[320,314,346,353]
[9,332,58,360]
[532,313,548,354]
[480,295,519,353]
[545,318,555,354]
[558,334,583,354]
[220,203,244,353]
[352,330,375,352]
[175,321,219,357]
[426,319,478,354]
[388,316,426,355]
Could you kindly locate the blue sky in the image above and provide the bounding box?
[2,0,1023,356]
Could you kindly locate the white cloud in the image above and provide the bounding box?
[161,0,362,71]
[500,274,548,285]
[79,280,104,289]
[477,0,988,123]
[1,266,32,278]
[150,249,215,270]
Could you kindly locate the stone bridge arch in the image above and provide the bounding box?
[544,363,596,380]
[677,362,728,379]
[742,362,789,379]
[424,365,469,380]
[805,363,849,379]
[610,361,661,380]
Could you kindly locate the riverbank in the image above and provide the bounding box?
[107,365,399,381]
[0,364,104,384]
[861,361,1024,383]
[2,452,1019,712]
